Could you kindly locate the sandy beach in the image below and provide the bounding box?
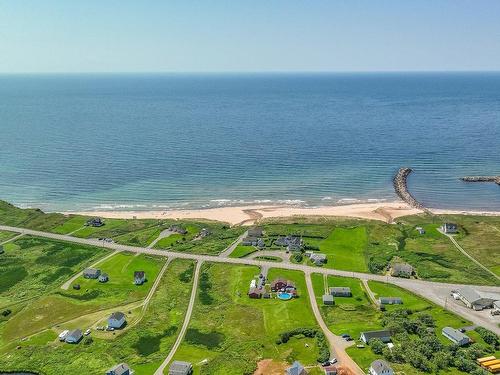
[65,201,423,225]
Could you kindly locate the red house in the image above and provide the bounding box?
[271,278,288,292]
[248,287,263,299]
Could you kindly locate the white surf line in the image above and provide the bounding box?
[218,230,247,257]
[154,261,202,375]
[60,250,122,290]
[441,232,500,281]
[304,272,364,375]
[0,233,24,245]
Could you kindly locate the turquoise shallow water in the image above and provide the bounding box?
[0,73,499,212]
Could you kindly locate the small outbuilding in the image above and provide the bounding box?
[441,223,458,234]
[99,273,109,283]
[134,271,146,285]
[168,360,193,375]
[310,253,327,265]
[322,294,334,305]
[106,363,134,375]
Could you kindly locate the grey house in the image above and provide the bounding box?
[369,360,394,375]
[456,286,497,310]
[134,271,146,285]
[322,294,334,305]
[247,226,264,238]
[286,361,308,375]
[442,327,471,346]
[83,268,101,279]
[329,287,352,297]
[65,329,83,344]
[99,273,109,283]
[360,330,392,344]
[379,297,403,305]
[106,363,134,375]
[108,311,126,329]
[168,361,193,375]
[310,253,327,265]
[441,223,458,234]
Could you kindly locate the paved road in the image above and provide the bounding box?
[1,224,499,333]
[154,260,202,375]
[218,230,247,257]
[305,272,363,375]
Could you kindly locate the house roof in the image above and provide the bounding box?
[247,226,263,237]
[322,294,334,302]
[271,278,287,285]
[370,359,392,374]
[286,361,306,375]
[379,297,403,304]
[442,327,470,342]
[392,263,413,273]
[361,330,391,340]
[457,286,482,304]
[310,253,326,260]
[248,287,263,295]
[84,268,100,275]
[169,360,192,375]
[134,271,145,278]
[108,363,131,375]
[110,312,126,321]
[329,287,351,294]
[100,273,109,278]
[66,329,82,341]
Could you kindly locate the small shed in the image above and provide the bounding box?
[322,294,334,305]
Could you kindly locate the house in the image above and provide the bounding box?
[83,268,101,279]
[271,278,288,291]
[65,329,83,344]
[168,360,193,375]
[247,226,264,238]
[442,327,471,346]
[456,286,497,310]
[275,236,303,251]
[169,225,188,235]
[379,297,403,305]
[329,287,352,297]
[323,294,334,305]
[98,273,109,283]
[134,271,146,285]
[286,361,308,375]
[108,312,126,329]
[248,287,263,299]
[310,253,327,265]
[416,226,425,235]
[106,363,134,375]
[391,263,413,278]
[360,330,392,344]
[369,360,394,375]
[73,284,81,290]
[86,217,104,227]
[242,237,264,247]
[441,223,458,234]
[199,228,211,238]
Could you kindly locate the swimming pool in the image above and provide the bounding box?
[277,292,293,300]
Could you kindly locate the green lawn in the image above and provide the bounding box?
[319,227,369,272]
[0,230,18,243]
[228,244,257,258]
[0,259,195,375]
[0,236,107,308]
[171,264,321,375]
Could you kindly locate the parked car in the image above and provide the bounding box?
[84,329,91,336]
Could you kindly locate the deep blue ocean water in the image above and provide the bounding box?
[0,73,499,212]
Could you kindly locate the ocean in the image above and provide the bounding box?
[0,72,499,212]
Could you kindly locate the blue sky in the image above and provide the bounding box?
[1,0,500,73]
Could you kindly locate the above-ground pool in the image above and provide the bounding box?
[277,292,293,300]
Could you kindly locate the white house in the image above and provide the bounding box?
[369,360,393,375]
[442,327,471,346]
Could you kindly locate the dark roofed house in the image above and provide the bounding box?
[86,217,104,227]
[323,365,338,375]
[379,297,403,305]
[441,223,458,234]
[416,226,425,235]
[391,263,413,278]
[271,278,288,292]
[329,287,352,297]
[242,237,264,247]
[248,287,263,299]
[73,284,81,290]
[99,273,109,283]
[323,294,334,305]
[106,363,134,375]
[108,311,126,329]
[65,329,83,344]
[369,359,393,375]
[442,327,471,346]
[199,228,211,238]
[360,330,392,344]
[83,268,101,279]
[247,226,264,238]
[310,253,327,265]
[286,361,308,375]
[169,225,188,235]
[168,360,193,375]
[275,236,303,251]
[134,271,146,285]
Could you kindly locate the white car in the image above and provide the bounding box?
[58,330,69,341]
[84,329,91,336]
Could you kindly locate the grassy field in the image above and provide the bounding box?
[0,236,107,308]
[171,263,321,375]
[319,227,368,272]
[0,259,195,375]
[228,244,257,258]
[0,230,18,243]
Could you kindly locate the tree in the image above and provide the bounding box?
[432,351,451,370]
[416,313,435,327]
[370,338,385,355]
[475,327,499,349]
[454,357,476,373]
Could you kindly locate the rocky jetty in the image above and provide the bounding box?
[460,176,500,185]
[393,167,428,211]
